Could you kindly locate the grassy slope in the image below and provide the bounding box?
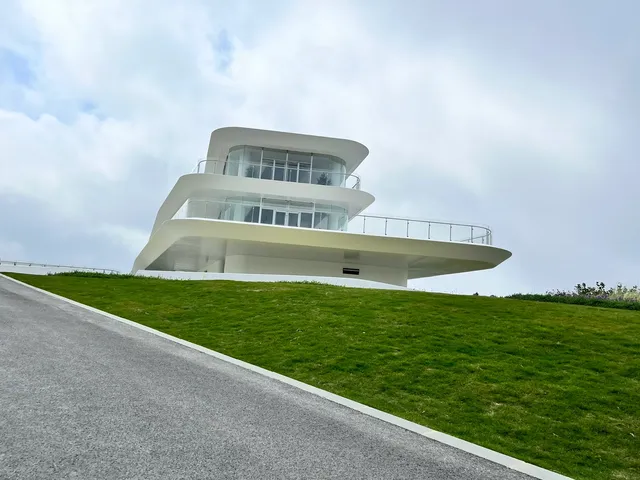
[9,274,640,480]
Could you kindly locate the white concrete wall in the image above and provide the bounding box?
[202,259,224,273]
[135,270,408,290]
[223,254,408,287]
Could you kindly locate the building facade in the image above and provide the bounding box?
[132,127,511,287]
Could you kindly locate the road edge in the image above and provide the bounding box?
[1,273,572,480]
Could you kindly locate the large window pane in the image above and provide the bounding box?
[263,149,286,162]
[289,153,311,183]
[314,212,329,229]
[286,164,298,182]
[288,213,299,227]
[298,163,310,183]
[338,213,348,231]
[300,212,313,228]
[274,161,285,181]
[260,208,274,224]
[226,148,241,176]
[243,206,260,223]
[261,158,274,180]
[275,211,286,225]
[311,154,345,186]
[244,147,261,178]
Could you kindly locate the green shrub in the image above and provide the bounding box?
[508,282,640,311]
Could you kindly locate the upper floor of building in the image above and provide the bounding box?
[199,127,370,191]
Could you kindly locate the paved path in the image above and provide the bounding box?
[0,276,533,479]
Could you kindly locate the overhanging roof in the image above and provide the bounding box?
[206,127,370,175]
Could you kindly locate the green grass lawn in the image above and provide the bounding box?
[8,273,640,480]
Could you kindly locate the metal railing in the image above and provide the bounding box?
[172,197,493,245]
[193,159,362,190]
[0,260,120,274]
[350,214,492,245]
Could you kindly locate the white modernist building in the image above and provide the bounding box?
[132,127,511,288]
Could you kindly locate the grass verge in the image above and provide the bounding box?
[8,273,640,480]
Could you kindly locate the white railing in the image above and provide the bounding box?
[0,260,120,274]
[350,214,492,245]
[193,159,362,190]
[172,198,493,245]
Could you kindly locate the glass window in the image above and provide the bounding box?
[263,149,286,162]
[260,158,273,180]
[244,147,261,178]
[338,213,348,231]
[275,211,286,225]
[298,163,311,183]
[314,212,329,229]
[274,161,285,181]
[260,208,274,224]
[288,152,311,184]
[311,154,345,186]
[300,212,313,228]
[224,204,236,221]
[286,164,298,182]
[289,200,313,210]
[288,213,299,227]
[226,148,242,176]
[243,206,260,223]
[315,203,332,212]
[263,198,289,210]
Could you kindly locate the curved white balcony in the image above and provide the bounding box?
[172,198,493,245]
[350,215,492,245]
[194,159,362,190]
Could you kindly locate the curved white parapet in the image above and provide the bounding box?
[133,218,512,287]
[151,173,376,234]
[207,127,370,175]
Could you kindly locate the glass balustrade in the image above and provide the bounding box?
[193,158,361,190]
[174,198,492,245]
[174,197,349,231]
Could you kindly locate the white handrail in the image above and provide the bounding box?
[172,199,493,245]
[353,214,492,245]
[0,260,120,274]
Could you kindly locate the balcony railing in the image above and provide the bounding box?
[193,159,362,190]
[350,215,492,245]
[173,198,493,245]
[0,259,120,274]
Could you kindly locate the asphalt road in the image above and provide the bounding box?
[0,276,534,479]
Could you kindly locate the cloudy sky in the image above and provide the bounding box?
[1,0,638,296]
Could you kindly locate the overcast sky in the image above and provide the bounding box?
[1,0,638,296]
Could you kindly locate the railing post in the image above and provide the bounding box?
[363,216,366,233]
[385,218,388,235]
[406,220,409,237]
[449,224,452,241]
[428,222,431,239]
[470,226,474,243]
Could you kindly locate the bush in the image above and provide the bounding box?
[507,282,640,311]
